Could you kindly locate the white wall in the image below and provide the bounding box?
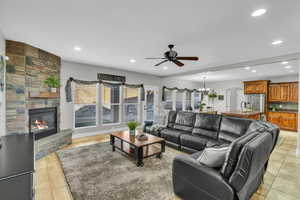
[60,60,200,137]
[0,31,5,136]
[161,77,200,89]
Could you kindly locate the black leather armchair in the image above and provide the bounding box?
[173,122,278,200]
[173,154,235,200]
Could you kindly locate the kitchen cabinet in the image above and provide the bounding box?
[267,111,298,131]
[268,82,298,103]
[289,82,298,103]
[268,83,289,102]
[244,80,269,94]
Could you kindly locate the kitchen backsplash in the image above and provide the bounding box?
[269,102,298,111]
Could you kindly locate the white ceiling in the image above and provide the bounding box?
[0,0,300,77]
[177,60,299,82]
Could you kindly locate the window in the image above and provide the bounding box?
[184,91,192,111]
[163,89,173,110]
[175,91,183,111]
[102,84,120,124]
[74,84,97,128]
[193,92,201,110]
[123,87,139,122]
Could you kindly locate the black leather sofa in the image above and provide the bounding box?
[148,111,279,200]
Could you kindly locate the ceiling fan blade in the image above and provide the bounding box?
[155,59,168,66]
[176,57,199,61]
[145,57,165,60]
[172,60,184,67]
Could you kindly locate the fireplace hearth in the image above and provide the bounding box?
[29,107,57,140]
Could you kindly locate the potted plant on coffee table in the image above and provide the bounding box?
[43,76,60,93]
[127,121,139,136]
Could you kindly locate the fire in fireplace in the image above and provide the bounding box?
[29,107,57,140]
[31,119,49,131]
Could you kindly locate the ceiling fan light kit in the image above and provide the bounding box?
[145,44,199,67]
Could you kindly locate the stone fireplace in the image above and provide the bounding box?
[5,40,61,135]
[29,107,58,140]
[5,40,72,159]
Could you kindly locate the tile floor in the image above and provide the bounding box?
[35,131,300,200]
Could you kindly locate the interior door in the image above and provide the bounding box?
[143,86,159,122]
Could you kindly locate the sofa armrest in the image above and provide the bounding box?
[173,155,235,200]
[143,121,153,132]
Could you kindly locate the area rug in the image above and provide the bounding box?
[57,142,177,200]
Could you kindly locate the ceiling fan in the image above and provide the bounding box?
[145,44,199,67]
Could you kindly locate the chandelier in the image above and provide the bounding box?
[199,76,210,94]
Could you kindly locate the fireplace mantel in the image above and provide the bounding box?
[29,91,59,99]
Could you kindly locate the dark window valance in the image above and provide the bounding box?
[65,77,144,102]
[161,86,200,101]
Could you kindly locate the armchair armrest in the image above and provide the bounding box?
[173,155,234,200]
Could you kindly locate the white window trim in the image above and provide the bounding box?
[183,91,192,111]
[101,84,122,126]
[122,87,140,123]
[73,83,99,129]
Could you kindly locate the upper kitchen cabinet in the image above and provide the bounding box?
[268,83,289,102]
[268,82,298,103]
[289,82,298,103]
[244,80,269,94]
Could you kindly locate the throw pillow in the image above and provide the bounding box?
[197,146,229,168]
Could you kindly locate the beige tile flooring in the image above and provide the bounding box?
[35,130,300,200]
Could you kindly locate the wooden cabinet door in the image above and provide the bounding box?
[268,112,298,131]
[289,82,298,103]
[269,83,289,102]
[280,83,289,102]
[244,80,268,94]
[269,84,281,102]
[280,113,297,131]
[267,112,281,127]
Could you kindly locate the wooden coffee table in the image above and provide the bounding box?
[110,131,165,167]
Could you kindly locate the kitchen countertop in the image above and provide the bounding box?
[268,110,298,113]
[221,111,262,116]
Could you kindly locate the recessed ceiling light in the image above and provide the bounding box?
[163,66,168,70]
[74,46,82,51]
[5,56,9,60]
[285,65,292,69]
[244,66,251,70]
[272,40,283,45]
[281,61,289,65]
[129,59,136,63]
[251,69,257,73]
[252,9,267,17]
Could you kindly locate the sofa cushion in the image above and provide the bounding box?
[192,129,218,140]
[218,116,253,143]
[197,146,229,168]
[221,132,259,179]
[180,134,207,151]
[192,114,221,139]
[160,128,188,144]
[173,112,195,132]
[167,111,177,128]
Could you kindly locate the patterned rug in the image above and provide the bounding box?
[57,142,177,200]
